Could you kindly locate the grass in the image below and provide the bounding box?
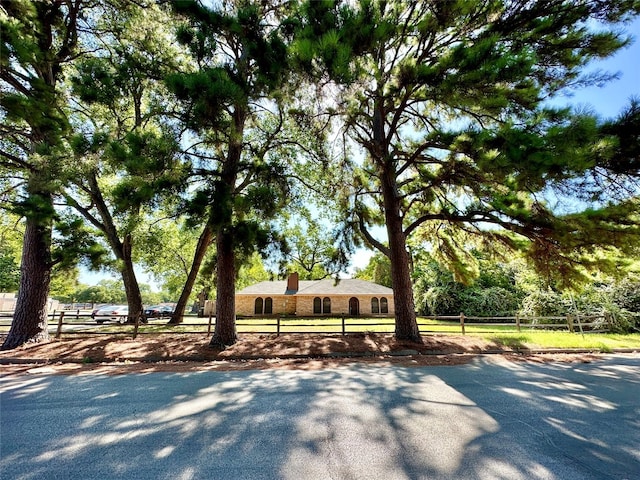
[483,331,640,352]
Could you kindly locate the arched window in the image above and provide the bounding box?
[313,297,322,314]
[254,297,263,315]
[264,297,273,314]
[323,297,331,314]
[371,297,380,314]
[380,297,389,314]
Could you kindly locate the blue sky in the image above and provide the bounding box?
[80,16,640,288]
[553,16,640,118]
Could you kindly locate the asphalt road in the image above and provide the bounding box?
[1,355,639,480]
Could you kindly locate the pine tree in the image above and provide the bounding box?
[167,0,293,347]
[1,1,84,349]
[293,0,640,342]
[64,3,187,324]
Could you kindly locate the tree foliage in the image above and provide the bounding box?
[274,207,346,280]
[0,0,88,349]
[353,252,392,287]
[0,252,19,292]
[64,2,188,322]
[2,0,640,350]
[292,0,640,341]
[413,250,526,316]
[0,213,22,292]
[166,0,299,346]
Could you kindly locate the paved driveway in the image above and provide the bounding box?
[1,355,639,479]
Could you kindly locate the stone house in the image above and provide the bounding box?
[235,273,395,317]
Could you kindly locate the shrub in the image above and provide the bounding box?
[519,290,570,317]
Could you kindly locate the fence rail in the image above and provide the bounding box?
[430,313,613,335]
[0,310,614,338]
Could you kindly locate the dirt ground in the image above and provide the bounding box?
[0,332,618,376]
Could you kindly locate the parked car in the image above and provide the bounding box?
[91,305,114,318]
[94,305,128,324]
[144,305,174,318]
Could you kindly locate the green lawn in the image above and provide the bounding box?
[482,331,640,352]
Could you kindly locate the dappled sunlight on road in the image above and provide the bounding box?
[0,375,50,398]
[1,357,639,479]
[542,393,616,411]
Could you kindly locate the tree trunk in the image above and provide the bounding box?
[373,100,422,343]
[121,234,145,324]
[1,2,79,350]
[169,225,213,324]
[86,176,146,325]
[1,201,53,350]
[208,102,245,348]
[381,176,422,343]
[209,229,237,348]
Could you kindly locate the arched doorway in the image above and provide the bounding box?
[349,297,360,316]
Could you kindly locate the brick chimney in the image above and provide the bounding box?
[287,272,299,292]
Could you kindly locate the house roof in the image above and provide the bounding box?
[236,278,394,296]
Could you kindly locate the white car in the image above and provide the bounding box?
[93,305,129,324]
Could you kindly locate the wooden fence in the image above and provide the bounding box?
[434,313,613,335]
[0,310,614,338]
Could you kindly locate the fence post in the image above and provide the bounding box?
[575,313,585,337]
[56,311,65,339]
[277,315,281,336]
[566,314,574,333]
[516,314,521,332]
[207,313,213,336]
[460,312,466,335]
[342,315,346,336]
[133,311,141,339]
[76,308,80,321]
[605,312,613,332]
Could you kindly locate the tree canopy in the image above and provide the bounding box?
[166,0,300,346]
[291,0,640,341]
[64,2,188,323]
[1,0,87,349]
[1,0,640,349]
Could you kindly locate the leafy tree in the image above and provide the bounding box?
[0,252,19,292]
[0,212,22,292]
[413,250,526,316]
[518,289,569,317]
[137,218,203,300]
[276,208,344,280]
[608,277,640,331]
[64,3,188,322]
[0,1,90,349]
[236,252,271,291]
[136,216,221,321]
[167,0,297,347]
[72,279,163,305]
[353,252,392,287]
[74,279,126,305]
[611,276,640,314]
[294,0,640,342]
[49,266,80,302]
